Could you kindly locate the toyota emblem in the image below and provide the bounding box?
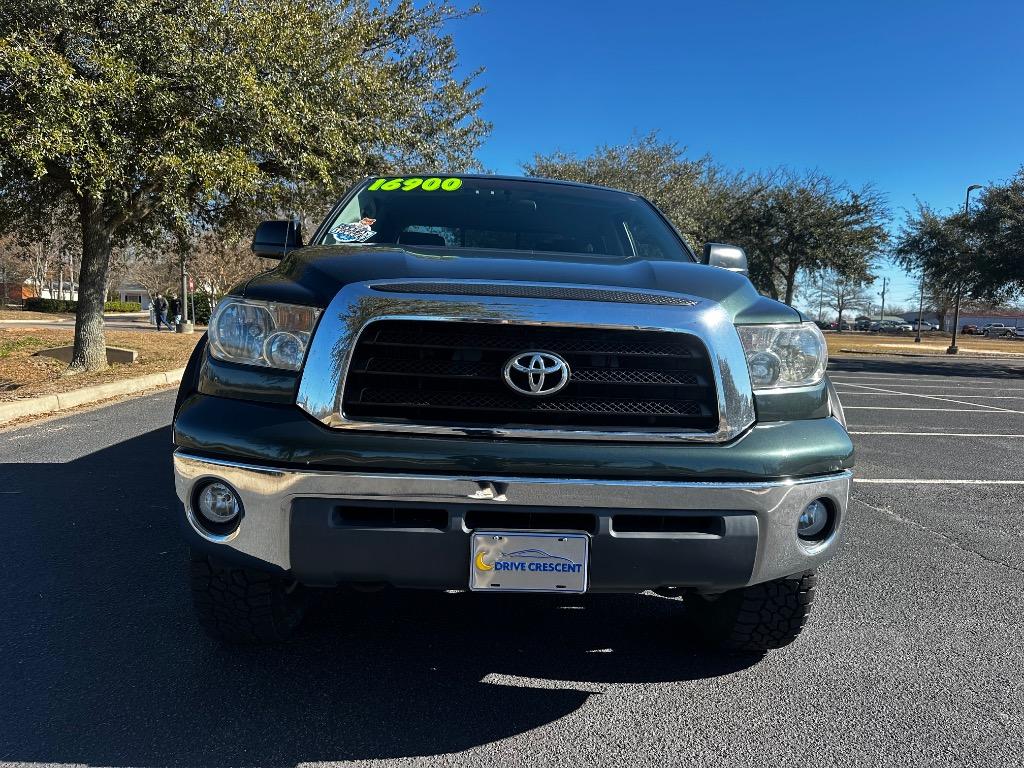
[503,351,571,396]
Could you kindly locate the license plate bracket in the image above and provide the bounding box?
[469,531,589,593]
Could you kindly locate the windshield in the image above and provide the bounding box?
[319,176,690,261]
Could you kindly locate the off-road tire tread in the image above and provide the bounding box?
[689,571,816,652]
[189,552,306,643]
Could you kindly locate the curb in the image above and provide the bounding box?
[0,368,185,425]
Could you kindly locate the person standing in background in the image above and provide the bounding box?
[168,295,182,327]
[153,293,169,331]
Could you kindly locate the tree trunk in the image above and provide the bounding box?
[70,195,114,372]
[784,266,799,306]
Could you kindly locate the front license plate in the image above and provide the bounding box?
[469,531,589,593]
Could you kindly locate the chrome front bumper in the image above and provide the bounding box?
[174,451,851,590]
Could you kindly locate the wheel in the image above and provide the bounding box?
[189,550,308,643]
[685,571,816,652]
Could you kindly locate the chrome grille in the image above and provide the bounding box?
[341,320,719,430]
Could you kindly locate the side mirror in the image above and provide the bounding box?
[702,243,748,276]
[251,220,303,259]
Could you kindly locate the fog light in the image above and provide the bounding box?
[197,482,241,525]
[798,499,830,541]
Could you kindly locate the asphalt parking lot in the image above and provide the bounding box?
[1,355,1022,768]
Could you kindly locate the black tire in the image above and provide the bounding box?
[189,551,308,643]
[685,571,816,652]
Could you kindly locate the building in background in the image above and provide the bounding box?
[117,283,152,310]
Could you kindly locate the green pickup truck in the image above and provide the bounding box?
[172,175,853,651]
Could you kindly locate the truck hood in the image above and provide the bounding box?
[240,244,799,324]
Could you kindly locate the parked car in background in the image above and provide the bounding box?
[909,319,936,331]
[982,323,1024,338]
[855,319,872,331]
[828,321,851,331]
[870,320,913,332]
[991,326,1024,339]
[961,324,978,335]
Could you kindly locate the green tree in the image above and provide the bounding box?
[892,205,983,315]
[0,0,488,370]
[524,137,887,305]
[523,133,714,252]
[973,169,1024,295]
[724,172,887,305]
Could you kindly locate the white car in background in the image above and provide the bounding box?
[870,320,913,332]
[982,323,1024,338]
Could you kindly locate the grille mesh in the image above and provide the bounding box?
[342,320,719,431]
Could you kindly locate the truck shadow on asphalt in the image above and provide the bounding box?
[0,426,760,766]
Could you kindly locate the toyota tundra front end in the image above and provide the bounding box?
[172,175,853,649]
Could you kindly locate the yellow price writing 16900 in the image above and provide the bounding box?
[367,177,463,192]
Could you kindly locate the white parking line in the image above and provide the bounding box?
[834,383,1024,391]
[844,406,1001,411]
[849,431,1024,437]
[854,479,1024,485]
[835,392,1024,400]
[831,374,1016,384]
[835,381,1024,414]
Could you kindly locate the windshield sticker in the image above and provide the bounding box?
[329,217,377,242]
[367,177,463,192]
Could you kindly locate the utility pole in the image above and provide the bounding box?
[817,276,825,323]
[948,184,983,354]
[177,242,194,334]
[879,277,888,323]
[915,277,925,343]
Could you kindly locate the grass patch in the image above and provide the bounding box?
[826,331,1024,357]
[0,328,201,402]
[0,335,49,359]
[0,309,75,321]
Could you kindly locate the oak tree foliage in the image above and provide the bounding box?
[0,0,488,370]
[525,136,888,305]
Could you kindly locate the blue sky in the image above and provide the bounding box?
[448,0,1024,311]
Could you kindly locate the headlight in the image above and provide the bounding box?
[208,298,321,371]
[736,322,828,390]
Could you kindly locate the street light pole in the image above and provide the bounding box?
[915,277,924,343]
[947,184,983,354]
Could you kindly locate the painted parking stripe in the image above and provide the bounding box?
[854,479,1024,485]
[835,392,1024,400]
[832,381,1021,391]
[831,372,999,379]
[835,381,1024,414]
[833,382,1024,391]
[831,375,1019,385]
[844,407,999,411]
[849,431,1024,437]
